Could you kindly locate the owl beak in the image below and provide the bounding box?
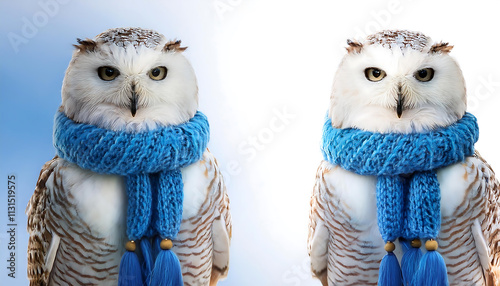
[397,92,404,118]
[130,93,138,117]
[130,85,138,117]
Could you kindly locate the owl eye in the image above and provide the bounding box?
[364,68,387,82]
[97,66,120,81]
[148,66,167,80]
[414,68,434,82]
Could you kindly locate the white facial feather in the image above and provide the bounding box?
[61,28,198,131]
[330,30,466,133]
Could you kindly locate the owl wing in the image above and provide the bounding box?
[475,152,500,286]
[437,151,500,285]
[175,149,232,286]
[209,154,232,286]
[26,157,60,286]
[308,161,331,286]
[308,161,403,285]
[27,156,123,286]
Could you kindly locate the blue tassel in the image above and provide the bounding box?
[150,249,183,286]
[401,242,422,286]
[399,238,410,252]
[378,252,403,286]
[140,239,154,285]
[412,249,448,286]
[153,236,162,261]
[118,250,143,286]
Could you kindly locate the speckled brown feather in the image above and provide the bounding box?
[96,27,164,49]
[163,40,188,52]
[430,42,454,54]
[346,39,363,54]
[308,163,382,286]
[26,157,58,286]
[476,152,500,286]
[73,39,97,53]
[366,30,430,51]
[174,152,232,285]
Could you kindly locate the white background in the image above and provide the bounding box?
[1,0,499,285]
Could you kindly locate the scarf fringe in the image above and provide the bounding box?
[141,239,154,285]
[413,249,448,286]
[151,249,183,286]
[401,241,423,286]
[153,236,162,261]
[378,252,403,286]
[118,250,143,286]
[118,238,184,286]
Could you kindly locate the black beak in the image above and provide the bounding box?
[397,85,404,118]
[130,86,138,117]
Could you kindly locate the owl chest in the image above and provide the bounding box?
[64,162,207,243]
[65,170,127,243]
[324,161,473,227]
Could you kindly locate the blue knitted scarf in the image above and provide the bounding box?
[53,111,210,286]
[321,112,479,286]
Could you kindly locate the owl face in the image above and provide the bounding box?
[61,28,198,131]
[330,30,466,133]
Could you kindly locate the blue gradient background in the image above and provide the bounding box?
[1,1,499,285]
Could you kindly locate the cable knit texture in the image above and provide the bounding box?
[321,112,478,241]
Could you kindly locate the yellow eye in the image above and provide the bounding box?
[364,68,387,82]
[97,66,120,81]
[149,66,167,80]
[414,68,434,82]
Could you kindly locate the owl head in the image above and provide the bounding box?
[329,30,466,133]
[61,27,198,131]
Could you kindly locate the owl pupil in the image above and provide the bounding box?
[418,70,427,78]
[105,68,115,77]
[152,68,160,77]
[372,70,381,78]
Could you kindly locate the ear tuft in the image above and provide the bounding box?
[429,42,453,54]
[346,39,363,54]
[163,40,188,52]
[73,38,97,53]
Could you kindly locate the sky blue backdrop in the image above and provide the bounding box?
[1,1,499,285]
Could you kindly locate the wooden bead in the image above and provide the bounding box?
[384,241,395,253]
[160,239,173,250]
[125,240,136,252]
[425,239,438,251]
[411,239,422,248]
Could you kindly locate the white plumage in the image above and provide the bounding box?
[308,30,500,285]
[27,27,231,286]
[62,28,198,131]
[330,30,465,133]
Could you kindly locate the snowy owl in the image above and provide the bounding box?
[27,27,231,286]
[308,30,499,286]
